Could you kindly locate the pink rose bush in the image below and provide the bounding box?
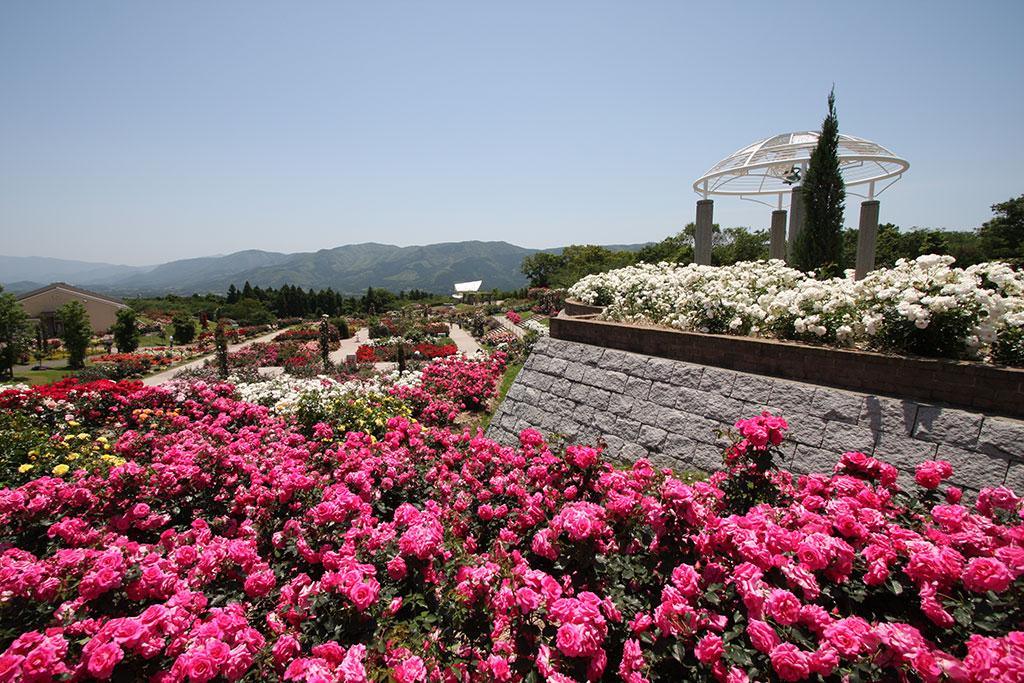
[0,378,1022,681]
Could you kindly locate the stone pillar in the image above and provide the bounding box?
[855,200,881,280]
[770,210,787,260]
[695,199,713,265]
[786,187,805,262]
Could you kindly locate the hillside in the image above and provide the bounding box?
[1,240,649,296]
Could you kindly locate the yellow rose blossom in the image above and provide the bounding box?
[52,464,69,476]
[18,464,33,473]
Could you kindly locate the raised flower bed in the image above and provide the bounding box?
[562,257,1024,418]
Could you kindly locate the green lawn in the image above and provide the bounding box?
[479,361,523,431]
[2,367,77,386]
[139,334,169,347]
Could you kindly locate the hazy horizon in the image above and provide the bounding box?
[2,1,1022,265]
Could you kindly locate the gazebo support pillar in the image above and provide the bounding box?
[786,187,804,263]
[695,199,714,265]
[855,200,881,280]
[770,210,787,260]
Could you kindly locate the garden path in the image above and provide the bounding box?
[142,327,285,386]
[328,327,370,366]
[449,323,485,356]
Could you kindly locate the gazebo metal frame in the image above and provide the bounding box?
[693,131,909,208]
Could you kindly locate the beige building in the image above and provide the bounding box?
[17,283,130,337]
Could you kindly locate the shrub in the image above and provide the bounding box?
[112,308,140,353]
[329,316,351,339]
[0,383,1022,681]
[569,256,1024,365]
[171,311,196,344]
[57,300,92,369]
[294,391,412,438]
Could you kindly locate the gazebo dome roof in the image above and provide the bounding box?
[694,131,909,199]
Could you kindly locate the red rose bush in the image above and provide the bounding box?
[0,379,1021,681]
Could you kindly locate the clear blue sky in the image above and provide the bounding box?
[1,1,1021,265]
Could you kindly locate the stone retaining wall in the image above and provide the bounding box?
[486,337,1024,493]
[550,310,1024,419]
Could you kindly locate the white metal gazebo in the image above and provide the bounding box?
[690,131,909,277]
[693,131,909,207]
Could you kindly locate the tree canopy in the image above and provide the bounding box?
[0,286,32,379]
[792,87,846,275]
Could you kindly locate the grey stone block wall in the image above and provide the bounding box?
[486,337,1024,493]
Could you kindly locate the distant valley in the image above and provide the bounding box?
[0,240,648,296]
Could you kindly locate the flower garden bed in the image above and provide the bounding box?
[569,257,1024,367]
[355,342,458,364]
[0,376,1021,681]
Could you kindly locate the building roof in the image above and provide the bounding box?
[16,282,128,308]
[453,280,483,293]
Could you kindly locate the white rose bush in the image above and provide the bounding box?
[569,256,1024,365]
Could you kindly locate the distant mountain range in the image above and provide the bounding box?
[0,241,649,296]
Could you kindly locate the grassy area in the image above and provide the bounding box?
[2,367,76,386]
[139,334,168,347]
[479,361,523,431]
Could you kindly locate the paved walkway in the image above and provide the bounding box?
[328,328,370,366]
[143,328,285,385]
[491,315,526,340]
[449,323,485,356]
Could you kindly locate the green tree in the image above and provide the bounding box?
[555,245,635,287]
[713,227,769,265]
[226,284,240,304]
[521,252,566,288]
[57,300,92,370]
[221,298,274,326]
[112,308,140,353]
[793,88,846,275]
[0,287,33,379]
[361,287,396,315]
[171,312,196,344]
[214,323,229,380]
[978,195,1024,263]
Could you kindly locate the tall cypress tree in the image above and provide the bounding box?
[793,87,846,275]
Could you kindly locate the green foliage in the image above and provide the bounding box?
[992,324,1024,367]
[521,246,637,289]
[220,297,275,326]
[635,225,699,264]
[362,286,397,315]
[171,312,196,344]
[521,252,565,287]
[329,317,350,339]
[0,413,123,488]
[294,392,412,439]
[112,308,140,353]
[0,411,50,489]
[214,323,229,379]
[57,300,91,370]
[713,227,769,265]
[842,222,991,271]
[0,287,32,379]
[978,194,1024,264]
[319,317,332,372]
[793,88,846,274]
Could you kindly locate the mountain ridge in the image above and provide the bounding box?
[1,240,649,296]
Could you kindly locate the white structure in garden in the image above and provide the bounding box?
[452,280,483,302]
[692,132,909,278]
